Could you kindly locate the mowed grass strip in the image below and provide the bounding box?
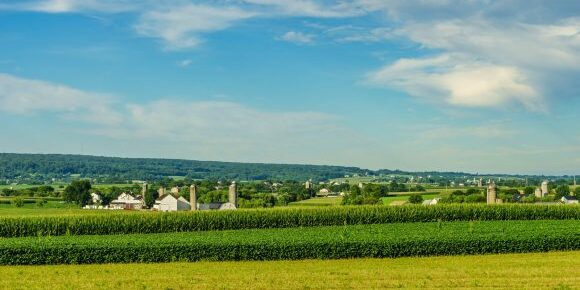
[0,220,578,265]
[1,204,578,237]
[0,251,577,290]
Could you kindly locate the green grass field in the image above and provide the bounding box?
[288,197,343,206]
[0,184,64,190]
[381,193,439,205]
[0,251,576,289]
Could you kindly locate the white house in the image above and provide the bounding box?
[561,196,578,204]
[153,194,191,212]
[110,193,144,210]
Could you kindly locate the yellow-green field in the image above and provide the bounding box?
[0,251,576,290]
[381,193,439,205]
[288,196,343,206]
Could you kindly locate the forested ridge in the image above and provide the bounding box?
[0,153,368,182]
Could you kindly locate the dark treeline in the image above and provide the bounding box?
[0,153,368,183]
[0,153,576,185]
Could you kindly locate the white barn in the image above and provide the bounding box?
[154,194,191,212]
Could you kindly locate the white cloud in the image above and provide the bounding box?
[398,18,580,70]
[242,0,364,18]
[278,31,314,44]
[366,16,580,111]
[0,73,353,163]
[134,4,256,50]
[336,27,393,43]
[1,0,137,13]
[0,73,122,125]
[367,55,544,111]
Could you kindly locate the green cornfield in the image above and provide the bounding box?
[0,204,578,237]
[0,220,577,265]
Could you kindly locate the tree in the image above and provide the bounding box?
[408,194,423,204]
[575,187,580,196]
[523,187,535,196]
[11,197,24,208]
[36,199,47,208]
[63,180,92,206]
[555,185,570,199]
[143,188,157,208]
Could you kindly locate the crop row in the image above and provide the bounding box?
[0,220,577,265]
[0,204,578,237]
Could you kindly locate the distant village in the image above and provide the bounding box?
[83,177,578,212]
[85,181,238,212]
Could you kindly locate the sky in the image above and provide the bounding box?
[0,0,579,175]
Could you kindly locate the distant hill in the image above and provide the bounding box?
[0,153,370,182]
[0,153,570,185]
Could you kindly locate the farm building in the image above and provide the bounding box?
[110,193,144,210]
[196,181,238,211]
[197,202,236,210]
[317,188,330,196]
[422,198,441,206]
[561,196,578,204]
[153,194,191,212]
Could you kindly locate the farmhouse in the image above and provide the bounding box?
[153,194,191,212]
[110,193,144,210]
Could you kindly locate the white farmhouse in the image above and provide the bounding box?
[110,192,144,210]
[153,194,191,212]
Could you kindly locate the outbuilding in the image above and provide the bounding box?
[561,196,578,204]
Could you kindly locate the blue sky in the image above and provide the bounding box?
[0,0,579,175]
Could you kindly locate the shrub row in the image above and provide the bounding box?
[0,199,37,205]
[0,204,578,237]
[0,220,577,265]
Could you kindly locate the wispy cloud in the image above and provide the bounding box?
[0,73,351,163]
[1,0,137,13]
[363,9,580,111]
[134,4,256,50]
[278,31,314,44]
[0,73,122,125]
[242,0,364,18]
[177,59,192,68]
